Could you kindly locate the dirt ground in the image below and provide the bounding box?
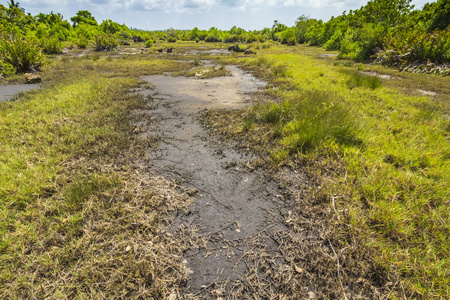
[129,53,392,299]
[135,64,293,295]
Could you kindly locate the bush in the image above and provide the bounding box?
[94,34,119,51]
[380,27,450,65]
[0,36,44,73]
[144,39,154,48]
[75,36,89,49]
[339,24,383,61]
[40,36,63,54]
[0,61,16,77]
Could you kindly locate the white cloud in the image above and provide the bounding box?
[19,0,367,14]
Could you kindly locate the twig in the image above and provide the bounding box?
[329,240,348,300]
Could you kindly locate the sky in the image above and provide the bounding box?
[5,0,433,31]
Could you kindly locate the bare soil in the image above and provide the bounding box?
[136,66,297,295]
[131,58,392,299]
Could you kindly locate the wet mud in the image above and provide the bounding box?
[137,66,296,296]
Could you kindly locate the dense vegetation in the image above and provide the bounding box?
[1,0,449,77]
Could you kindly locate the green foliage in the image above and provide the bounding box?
[254,90,360,152]
[278,28,297,46]
[293,0,449,68]
[426,0,450,31]
[100,19,125,34]
[40,36,63,54]
[0,61,15,76]
[70,10,97,27]
[75,36,89,49]
[378,26,450,66]
[205,27,222,42]
[144,39,154,48]
[305,20,324,46]
[339,23,384,61]
[94,34,118,51]
[343,70,383,89]
[0,35,44,72]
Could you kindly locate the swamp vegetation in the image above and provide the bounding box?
[0,0,449,298]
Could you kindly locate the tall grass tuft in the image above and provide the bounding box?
[254,90,360,152]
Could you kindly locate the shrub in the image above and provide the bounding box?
[144,39,154,48]
[380,27,450,65]
[75,36,89,49]
[0,61,16,77]
[339,24,383,61]
[94,34,118,51]
[0,36,44,73]
[40,36,63,54]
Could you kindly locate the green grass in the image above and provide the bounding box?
[0,55,193,298]
[223,44,450,298]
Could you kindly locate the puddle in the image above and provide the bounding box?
[185,49,231,56]
[0,84,41,102]
[360,71,393,79]
[318,53,338,58]
[418,89,438,96]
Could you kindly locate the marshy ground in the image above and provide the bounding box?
[1,42,448,299]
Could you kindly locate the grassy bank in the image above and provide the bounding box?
[0,55,194,297]
[210,44,449,298]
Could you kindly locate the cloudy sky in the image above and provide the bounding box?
[8,0,433,30]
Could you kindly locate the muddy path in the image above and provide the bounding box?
[135,64,305,297]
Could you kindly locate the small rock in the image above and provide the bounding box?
[308,291,316,299]
[25,73,41,84]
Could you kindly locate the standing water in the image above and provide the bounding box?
[0,84,41,102]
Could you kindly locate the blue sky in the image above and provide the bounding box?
[7,0,433,30]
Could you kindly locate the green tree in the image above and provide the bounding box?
[428,0,450,31]
[70,10,97,27]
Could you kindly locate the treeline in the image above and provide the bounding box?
[1,0,449,77]
[293,0,450,73]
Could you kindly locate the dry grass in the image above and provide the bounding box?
[0,53,197,298]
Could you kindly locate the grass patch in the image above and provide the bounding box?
[0,55,193,297]
[252,90,360,152]
[342,69,383,89]
[213,43,450,298]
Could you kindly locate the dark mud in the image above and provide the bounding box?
[137,67,298,296]
[0,84,41,102]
